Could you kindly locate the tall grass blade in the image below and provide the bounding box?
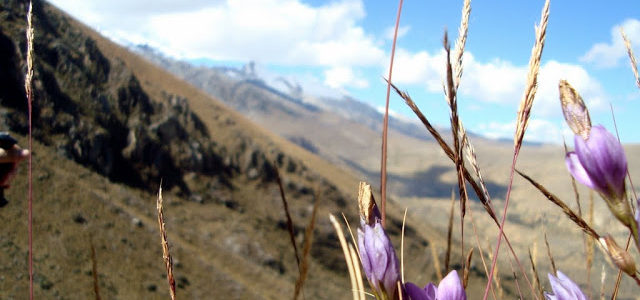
[90,237,101,300]
[463,248,473,289]
[401,208,407,284]
[329,214,360,300]
[24,2,35,299]
[274,166,301,271]
[381,0,405,228]
[429,239,443,281]
[445,189,455,271]
[443,30,469,268]
[543,232,557,276]
[294,193,320,300]
[529,246,544,299]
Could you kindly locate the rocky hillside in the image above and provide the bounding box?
[0,1,471,298]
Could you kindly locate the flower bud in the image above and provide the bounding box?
[405,270,466,300]
[599,235,637,277]
[545,271,587,300]
[357,182,400,298]
[559,80,591,140]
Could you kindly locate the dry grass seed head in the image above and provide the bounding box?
[514,0,550,148]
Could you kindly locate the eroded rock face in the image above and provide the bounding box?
[0,2,234,194]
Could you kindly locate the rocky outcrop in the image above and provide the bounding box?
[0,2,231,193]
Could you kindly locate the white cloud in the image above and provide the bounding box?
[459,54,526,103]
[389,48,607,118]
[383,25,411,40]
[459,57,606,118]
[389,48,447,91]
[49,0,384,68]
[533,60,606,117]
[581,19,640,68]
[476,119,571,144]
[324,66,369,89]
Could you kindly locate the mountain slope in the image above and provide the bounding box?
[0,1,467,298]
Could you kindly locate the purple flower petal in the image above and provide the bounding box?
[425,282,437,300]
[565,152,596,190]
[572,125,627,200]
[436,270,466,300]
[405,282,429,300]
[545,271,587,300]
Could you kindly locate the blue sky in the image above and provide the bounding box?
[49,0,640,143]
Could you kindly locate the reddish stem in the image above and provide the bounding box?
[381,0,403,228]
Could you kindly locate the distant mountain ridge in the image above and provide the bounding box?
[132,44,435,139]
[131,44,508,199]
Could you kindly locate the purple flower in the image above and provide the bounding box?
[565,125,627,201]
[545,271,587,300]
[565,125,638,240]
[358,219,400,298]
[405,270,466,300]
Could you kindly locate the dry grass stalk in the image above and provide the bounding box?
[429,239,443,281]
[329,214,361,300]
[487,2,549,294]
[349,244,366,300]
[445,189,455,271]
[485,241,504,300]
[444,30,470,268]
[342,213,361,262]
[587,191,595,299]
[443,30,466,213]
[90,237,101,300]
[513,0,550,148]
[460,125,490,202]
[156,187,176,300]
[452,0,491,212]
[389,80,536,293]
[388,82,496,220]
[25,2,35,299]
[401,208,407,283]
[466,202,497,300]
[543,232,557,276]
[274,166,301,271]
[529,246,544,299]
[620,28,640,89]
[516,170,600,239]
[453,0,471,92]
[463,248,473,289]
[600,265,606,300]
[506,256,525,300]
[380,0,405,228]
[294,194,320,300]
